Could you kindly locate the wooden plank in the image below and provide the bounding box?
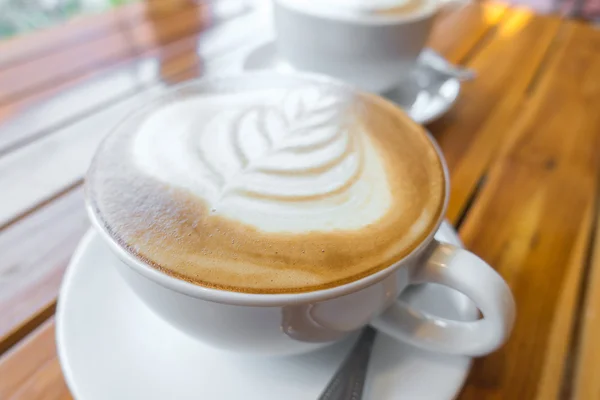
[0,33,132,105]
[428,1,508,63]
[7,357,72,400]
[0,0,252,154]
[0,11,121,68]
[0,3,207,105]
[0,188,88,354]
[0,31,202,156]
[428,8,563,224]
[456,20,600,399]
[0,64,145,156]
[0,0,202,67]
[0,8,260,156]
[0,85,163,229]
[534,201,594,400]
[0,320,71,400]
[0,319,57,399]
[127,1,207,50]
[572,164,600,394]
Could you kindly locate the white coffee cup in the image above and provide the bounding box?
[272,0,464,93]
[87,118,515,357]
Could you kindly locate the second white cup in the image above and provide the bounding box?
[273,0,458,93]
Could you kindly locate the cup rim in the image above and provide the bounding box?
[85,71,451,307]
[272,0,439,25]
[87,143,449,307]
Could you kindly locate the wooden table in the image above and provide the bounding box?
[1,1,599,398]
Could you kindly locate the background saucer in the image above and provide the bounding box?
[241,40,461,125]
[57,223,476,400]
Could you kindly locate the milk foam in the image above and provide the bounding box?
[133,86,393,233]
[88,73,446,294]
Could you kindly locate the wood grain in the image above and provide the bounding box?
[0,86,161,229]
[428,2,508,63]
[0,1,257,158]
[0,11,122,69]
[0,188,88,353]
[429,8,563,224]
[0,9,263,157]
[456,20,600,400]
[0,319,58,399]
[572,161,600,396]
[127,0,206,50]
[0,0,200,68]
[533,201,595,400]
[0,2,207,105]
[0,3,215,157]
[0,28,202,156]
[7,357,71,400]
[0,64,146,157]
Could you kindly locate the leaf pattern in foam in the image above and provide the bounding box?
[194,86,365,204]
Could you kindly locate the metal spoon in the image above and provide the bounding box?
[418,48,476,82]
[318,327,378,400]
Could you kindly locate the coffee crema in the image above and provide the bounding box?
[87,73,446,294]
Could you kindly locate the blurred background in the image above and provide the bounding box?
[0,0,597,41]
[0,0,140,38]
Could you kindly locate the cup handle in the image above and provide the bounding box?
[370,240,515,357]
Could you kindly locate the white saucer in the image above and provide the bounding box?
[241,40,461,125]
[56,222,476,400]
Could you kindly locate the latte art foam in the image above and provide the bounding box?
[134,86,390,233]
[87,73,446,294]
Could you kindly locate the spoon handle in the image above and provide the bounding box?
[318,327,378,400]
[419,48,476,81]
